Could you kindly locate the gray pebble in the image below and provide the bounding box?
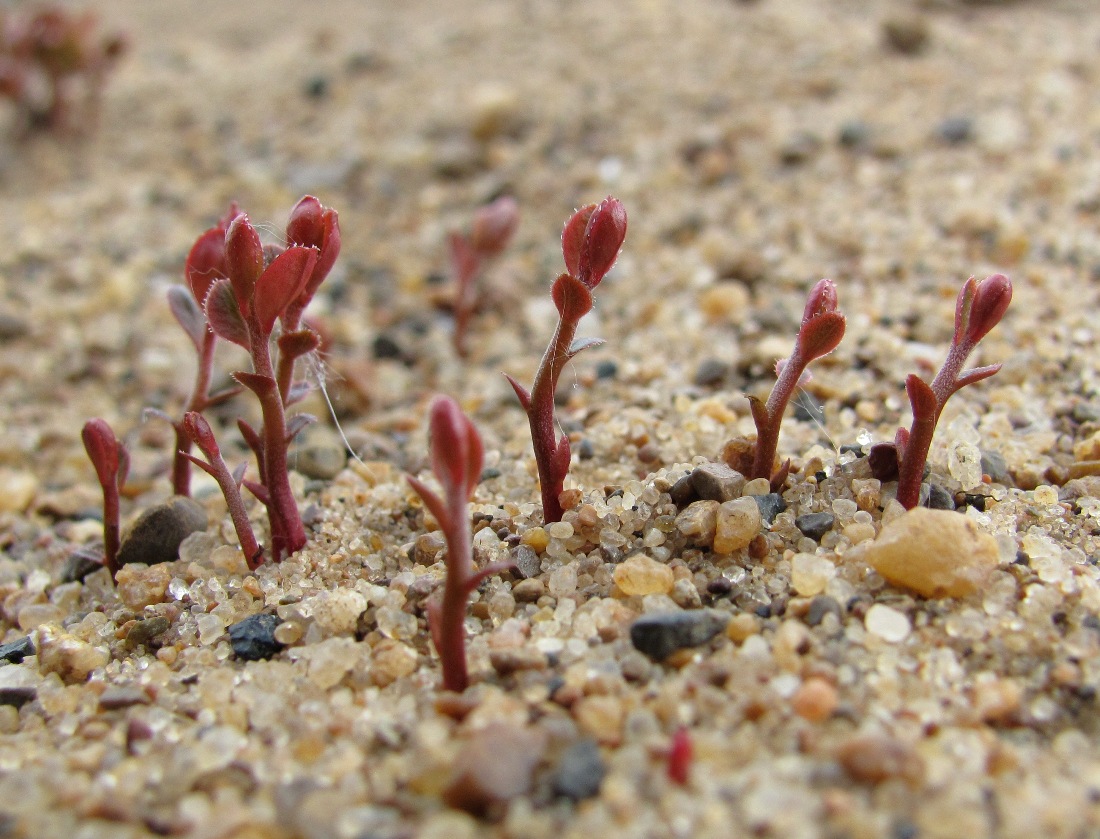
[795,512,836,541]
[630,610,729,661]
[116,497,208,567]
[691,463,746,503]
[99,686,152,711]
[60,549,103,584]
[752,493,787,525]
[126,616,171,648]
[510,544,541,579]
[806,595,843,627]
[980,450,1011,485]
[669,472,698,507]
[926,484,955,510]
[0,636,34,664]
[693,358,730,388]
[294,444,346,481]
[228,614,284,661]
[938,116,973,144]
[551,738,606,800]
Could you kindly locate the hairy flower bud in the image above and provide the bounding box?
[470,195,519,257]
[224,214,264,316]
[964,273,1012,345]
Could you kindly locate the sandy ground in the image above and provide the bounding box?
[2,0,1100,837]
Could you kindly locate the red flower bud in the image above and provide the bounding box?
[470,195,519,257]
[185,226,228,306]
[562,203,596,278]
[965,273,1011,345]
[224,213,264,316]
[81,418,121,490]
[285,195,341,301]
[802,278,839,323]
[429,396,484,501]
[795,280,845,361]
[576,196,627,288]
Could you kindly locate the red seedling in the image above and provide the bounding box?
[667,726,693,786]
[150,203,243,497]
[750,278,846,489]
[506,197,627,523]
[0,7,125,134]
[179,412,262,570]
[183,196,340,563]
[81,418,129,582]
[869,273,1012,509]
[449,195,519,358]
[407,396,513,692]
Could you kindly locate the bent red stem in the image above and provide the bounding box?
[527,313,578,524]
[172,329,217,496]
[751,348,807,481]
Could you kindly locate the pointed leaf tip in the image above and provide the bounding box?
[224,213,263,315]
[966,273,1012,345]
[576,196,627,288]
[81,418,120,488]
[204,279,249,348]
[254,245,319,335]
[562,203,597,277]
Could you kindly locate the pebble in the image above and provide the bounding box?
[370,639,417,687]
[309,588,367,636]
[791,677,838,722]
[0,469,37,513]
[790,553,836,597]
[926,483,954,510]
[294,444,346,480]
[228,614,284,661]
[698,282,750,324]
[675,500,718,545]
[509,544,541,579]
[713,497,762,554]
[613,554,675,596]
[863,507,999,598]
[548,564,578,598]
[795,512,836,541]
[882,15,929,55]
[937,115,973,144]
[837,734,924,786]
[805,596,843,627]
[573,695,624,745]
[630,610,729,660]
[443,722,547,816]
[0,665,37,707]
[60,549,103,584]
[726,612,759,642]
[551,739,606,800]
[0,636,34,664]
[693,358,730,387]
[125,616,170,647]
[99,686,152,711]
[752,493,788,524]
[864,604,911,643]
[521,527,549,553]
[115,496,208,567]
[115,563,172,610]
[489,646,547,676]
[512,577,545,602]
[741,478,771,496]
[691,463,747,502]
[779,131,821,165]
[35,624,109,683]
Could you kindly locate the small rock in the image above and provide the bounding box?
[863,507,999,598]
[630,610,729,660]
[433,136,485,178]
[669,472,699,507]
[511,577,544,602]
[837,120,871,149]
[882,15,929,55]
[115,563,172,610]
[35,624,109,682]
[791,677,838,722]
[509,544,540,579]
[468,82,526,141]
[752,493,787,524]
[0,664,37,707]
[937,115,973,144]
[125,616,170,647]
[228,614,284,661]
[795,512,836,541]
[0,469,37,513]
[99,686,152,711]
[693,358,729,387]
[552,738,606,800]
[521,527,549,553]
[370,639,417,687]
[115,497,207,567]
[864,604,911,643]
[595,360,618,379]
[489,646,547,676]
[980,449,1011,484]
[692,463,747,502]
[294,444,346,480]
[60,549,104,584]
[0,636,34,664]
[713,497,762,554]
[443,722,547,816]
[573,695,624,745]
[779,131,821,165]
[790,553,836,597]
[837,734,924,786]
[614,554,675,596]
[925,484,954,510]
[805,596,842,627]
[310,588,367,636]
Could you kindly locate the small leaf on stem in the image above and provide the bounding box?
[551,272,594,321]
[204,279,249,347]
[562,204,597,278]
[167,284,207,350]
[185,226,229,306]
[253,245,319,334]
[504,374,531,412]
[182,411,220,456]
[904,374,939,422]
[224,213,264,315]
[566,336,605,358]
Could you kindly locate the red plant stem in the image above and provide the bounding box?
[751,347,808,480]
[453,257,482,359]
[101,484,121,581]
[247,316,305,563]
[527,312,579,524]
[190,437,263,569]
[274,313,303,406]
[437,482,474,692]
[894,338,974,510]
[172,329,217,496]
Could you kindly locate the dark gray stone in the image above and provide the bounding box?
[980,450,1011,485]
[0,636,34,664]
[806,596,843,627]
[510,544,541,579]
[552,738,606,800]
[669,473,698,507]
[228,614,283,661]
[630,610,729,661]
[938,115,973,144]
[61,549,104,584]
[795,512,836,541]
[692,358,729,388]
[752,493,787,525]
[116,497,208,567]
[126,617,170,648]
[691,463,746,503]
[926,484,955,510]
